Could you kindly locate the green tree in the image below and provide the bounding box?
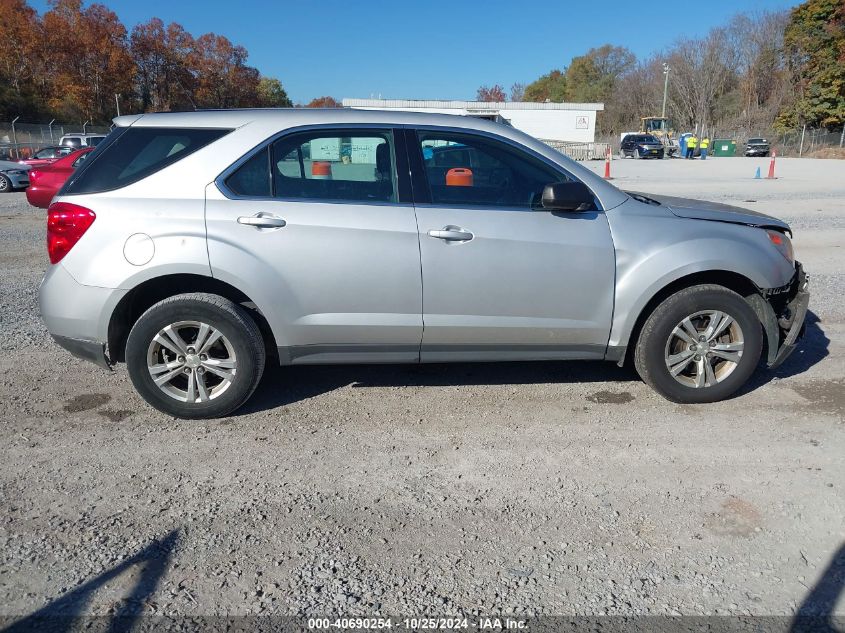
[257,77,292,107]
[524,70,567,102]
[778,0,845,129]
[564,45,635,102]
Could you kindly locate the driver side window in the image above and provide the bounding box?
[417,131,568,209]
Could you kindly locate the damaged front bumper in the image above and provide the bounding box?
[748,262,810,369]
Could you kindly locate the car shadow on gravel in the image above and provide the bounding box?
[791,541,845,632]
[739,309,830,395]
[241,359,639,413]
[2,530,179,633]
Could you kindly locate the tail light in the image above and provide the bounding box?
[29,170,41,183]
[47,202,95,264]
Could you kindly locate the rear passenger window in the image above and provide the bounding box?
[63,127,229,194]
[271,130,396,203]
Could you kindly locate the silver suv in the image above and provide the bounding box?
[38,109,809,418]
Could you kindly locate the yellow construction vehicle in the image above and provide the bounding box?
[640,117,679,157]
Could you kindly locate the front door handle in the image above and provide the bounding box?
[428,227,474,242]
[237,213,286,229]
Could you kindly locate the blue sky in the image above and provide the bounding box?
[31,0,798,104]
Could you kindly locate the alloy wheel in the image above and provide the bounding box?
[146,320,237,403]
[664,310,744,388]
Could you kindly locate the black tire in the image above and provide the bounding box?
[0,174,11,193]
[634,285,763,404]
[126,293,266,419]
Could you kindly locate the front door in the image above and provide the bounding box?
[205,127,422,364]
[409,129,616,362]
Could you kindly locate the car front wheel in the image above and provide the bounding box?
[0,174,11,193]
[634,285,763,403]
[126,293,266,419]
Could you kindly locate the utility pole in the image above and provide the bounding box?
[11,116,19,159]
[115,93,121,117]
[661,63,670,119]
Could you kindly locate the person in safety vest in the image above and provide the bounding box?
[686,135,698,159]
[700,137,710,160]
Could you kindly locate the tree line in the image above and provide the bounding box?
[477,0,844,139]
[0,0,341,124]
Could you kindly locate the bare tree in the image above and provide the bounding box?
[666,28,740,136]
[509,82,525,102]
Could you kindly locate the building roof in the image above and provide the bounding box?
[342,99,604,111]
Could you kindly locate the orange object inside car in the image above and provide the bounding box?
[446,167,473,187]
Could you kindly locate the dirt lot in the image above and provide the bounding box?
[1,156,843,623]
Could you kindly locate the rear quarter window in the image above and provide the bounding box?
[63,127,230,194]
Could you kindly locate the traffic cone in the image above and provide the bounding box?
[754,167,761,179]
[312,161,332,180]
[766,149,777,179]
[604,146,612,180]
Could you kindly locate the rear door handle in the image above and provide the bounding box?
[428,227,474,241]
[237,213,286,229]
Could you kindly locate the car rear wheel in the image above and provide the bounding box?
[0,174,10,193]
[126,293,265,419]
[634,285,762,403]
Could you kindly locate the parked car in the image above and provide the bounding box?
[0,160,30,192]
[620,134,665,159]
[26,147,94,208]
[59,133,107,149]
[745,138,771,157]
[18,145,76,169]
[38,110,808,419]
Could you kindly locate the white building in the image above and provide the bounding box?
[341,99,604,144]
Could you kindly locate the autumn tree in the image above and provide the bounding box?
[130,18,195,112]
[189,33,261,109]
[306,96,341,107]
[42,0,134,122]
[778,0,845,130]
[476,84,506,101]
[0,0,47,119]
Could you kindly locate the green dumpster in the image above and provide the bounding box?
[712,139,736,157]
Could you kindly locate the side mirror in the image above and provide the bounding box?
[541,181,594,212]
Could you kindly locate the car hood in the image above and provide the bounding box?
[627,192,791,233]
[0,160,26,171]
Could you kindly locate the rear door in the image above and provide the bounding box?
[407,128,616,362]
[205,126,423,364]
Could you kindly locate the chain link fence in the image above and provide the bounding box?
[0,121,112,160]
[596,126,844,158]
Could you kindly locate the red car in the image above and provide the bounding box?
[18,146,76,170]
[26,147,95,208]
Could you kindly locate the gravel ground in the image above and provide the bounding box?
[1,157,843,623]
